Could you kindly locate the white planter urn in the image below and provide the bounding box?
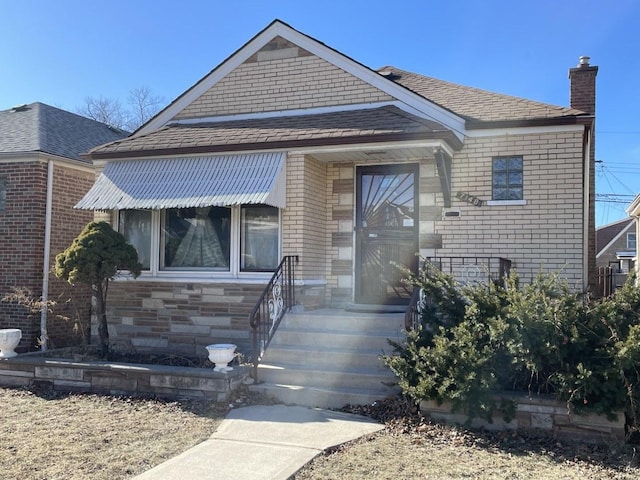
[0,329,22,358]
[205,344,237,372]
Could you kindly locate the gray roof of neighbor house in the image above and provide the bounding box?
[0,102,128,163]
[86,105,463,159]
[596,217,635,254]
[378,66,586,124]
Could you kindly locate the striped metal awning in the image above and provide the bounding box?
[75,152,286,210]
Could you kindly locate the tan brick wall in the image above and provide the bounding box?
[435,131,586,289]
[174,43,393,119]
[282,154,328,283]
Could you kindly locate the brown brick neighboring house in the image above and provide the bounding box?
[0,102,127,351]
[77,20,598,356]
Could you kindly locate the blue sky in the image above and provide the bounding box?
[1,0,638,226]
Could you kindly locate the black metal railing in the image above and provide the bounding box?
[404,256,512,331]
[249,255,298,381]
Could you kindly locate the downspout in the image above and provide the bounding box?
[582,128,591,293]
[40,160,54,351]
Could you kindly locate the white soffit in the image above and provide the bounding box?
[75,152,286,210]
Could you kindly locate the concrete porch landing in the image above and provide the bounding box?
[250,308,406,408]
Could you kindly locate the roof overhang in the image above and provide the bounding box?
[75,152,286,210]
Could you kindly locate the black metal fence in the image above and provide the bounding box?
[404,256,512,331]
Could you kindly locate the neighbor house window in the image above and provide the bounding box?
[0,178,6,211]
[117,204,280,276]
[241,205,279,271]
[119,210,152,270]
[628,232,637,251]
[492,156,523,201]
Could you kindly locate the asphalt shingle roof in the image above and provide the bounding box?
[88,105,461,157]
[0,102,128,163]
[596,218,635,254]
[378,66,586,122]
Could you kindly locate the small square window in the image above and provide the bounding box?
[628,233,637,251]
[492,156,523,201]
[0,178,6,211]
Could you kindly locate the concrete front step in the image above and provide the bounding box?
[257,363,396,391]
[249,382,399,409]
[284,310,406,333]
[263,345,393,371]
[253,309,406,408]
[270,330,403,351]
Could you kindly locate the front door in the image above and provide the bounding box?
[355,164,419,305]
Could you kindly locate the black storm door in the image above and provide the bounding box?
[355,164,419,305]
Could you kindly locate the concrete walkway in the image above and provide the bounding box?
[134,404,385,480]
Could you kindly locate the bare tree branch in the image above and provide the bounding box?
[77,87,164,131]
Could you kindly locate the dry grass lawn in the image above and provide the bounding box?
[0,387,226,479]
[2,386,639,479]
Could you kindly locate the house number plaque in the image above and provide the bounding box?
[456,192,483,207]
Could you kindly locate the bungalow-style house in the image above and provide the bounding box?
[76,20,597,406]
[0,102,127,351]
[596,218,637,271]
[596,217,636,293]
[628,194,640,281]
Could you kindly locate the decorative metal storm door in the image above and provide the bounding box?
[355,164,419,305]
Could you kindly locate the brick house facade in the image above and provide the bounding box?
[77,20,597,356]
[0,103,126,351]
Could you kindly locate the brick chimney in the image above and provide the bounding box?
[569,56,598,114]
[569,56,598,292]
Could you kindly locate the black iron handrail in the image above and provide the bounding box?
[249,255,298,381]
[404,256,512,331]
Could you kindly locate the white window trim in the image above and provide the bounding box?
[486,200,527,206]
[115,206,281,281]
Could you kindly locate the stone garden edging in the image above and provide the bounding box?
[420,393,626,443]
[0,353,249,401]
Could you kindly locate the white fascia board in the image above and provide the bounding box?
[466,123,585,138]
[290,138,455,159]
[139,21,466,141]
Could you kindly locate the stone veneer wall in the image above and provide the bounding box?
[102,281,265,357]
[436,130,586,289]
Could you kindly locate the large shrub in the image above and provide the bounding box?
[385,263,640,437]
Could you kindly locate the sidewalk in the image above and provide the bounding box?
[134,404,385,480]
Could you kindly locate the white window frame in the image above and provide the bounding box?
[115,206,281,281]
[628,232,637,251]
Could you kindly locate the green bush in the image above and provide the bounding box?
[384,263,640,436]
